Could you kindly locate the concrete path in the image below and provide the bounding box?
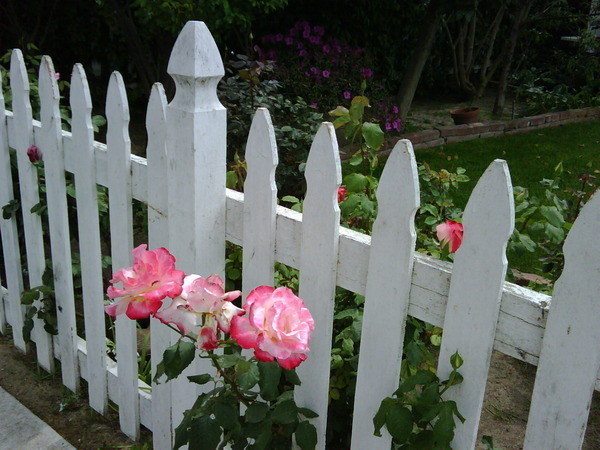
[0,386,74,449]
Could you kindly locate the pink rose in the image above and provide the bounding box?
[105,245,185,319]
[337,186,347,203]
[155,274,243,349]
[436,220,464,253]
[230,286,314,370]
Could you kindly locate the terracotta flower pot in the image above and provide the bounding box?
[450,107,481,125]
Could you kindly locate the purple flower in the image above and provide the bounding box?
[392,105,399,114]
[310,66,318,74]
[322,70,330,78]
[361,68,374,79]
[285,37,294,45]
[275,34,283,42]
[303,28,311,38]
[27,145,41,163]
[309,36,321,44]
[343,91,351,100]
[299,49,308,57]
[385,123,392,131]
[310,102,319,108]
[322,44,331,54]
[313,26,325,36]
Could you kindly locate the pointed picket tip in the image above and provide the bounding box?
[377,139,420,212]
[305,122,341,189]
[146,83,167,129]
[461,159,514,249]
[560,190,599,267]
[106,72,130,121]
[10,49,29,94]
[168,21,224,79]
[246,108,278,171]
[39,56,60,102]
[70,64,93,113]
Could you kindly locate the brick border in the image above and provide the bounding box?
[402,107,600,151]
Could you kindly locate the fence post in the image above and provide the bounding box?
[166,20,227,434]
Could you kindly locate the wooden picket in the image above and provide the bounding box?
[524,192,600,448]
[71,63,108,414]
[0,66,25,348]
[146,82,175,448]
[39,56,80,393]
[351,139,420,449]
[242,108,278,297]
[0,20,599,450]
[106,71,139,440]
[295,123,341,447]
[10,50,49,360]
[436,160,514,449]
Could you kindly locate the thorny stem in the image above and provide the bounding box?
[210,355,252,407]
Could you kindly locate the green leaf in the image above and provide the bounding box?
[2,199,20,219]
[226,171,239,189]
[432,403,456,445]
[187,374,212,385]
[373,397,394,437]
[271,399,298,425]
[295,420,317,450]
[282,195,300,203]
[235,359,260,390]
[21,289,40,305]
[540,205,565,228]
[332,115,352,129]
[362,122,384,150]
[213,399,239,430]
[446,371,464,388]
[404,340,423,368]
[283,368,301,386]
[329,105,349,117]
[385,404,413,443]
[245,402,270,423]
[189,416,222,450]
[450,351,463,369]
[298,407,318,419]
[395,370,437,396]
[343,173,368,193]
[348,152,363,166]
[258,361,282,401]
[162,340,196,381]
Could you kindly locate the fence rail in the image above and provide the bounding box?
[1,20,599,450]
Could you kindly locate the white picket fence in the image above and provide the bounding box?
[0,21,599,449]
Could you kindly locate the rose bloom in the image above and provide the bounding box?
[230,286,314,370]
[436,220,464,253]
[337,186,347,203]
[105,245,185,319]
[155,274,243,350]
[27,145,41,163]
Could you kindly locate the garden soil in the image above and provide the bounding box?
[1,332,598,449]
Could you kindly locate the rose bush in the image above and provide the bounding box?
[104,245,318,449]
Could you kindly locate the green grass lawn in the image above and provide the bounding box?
[414,121,599,209]
[413,120,599,279]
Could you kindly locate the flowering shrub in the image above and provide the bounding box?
[106,245,318,449]
[257,21,402,131]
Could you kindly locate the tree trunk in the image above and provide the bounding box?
[493,0,535,116]
[397,0,444,122]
